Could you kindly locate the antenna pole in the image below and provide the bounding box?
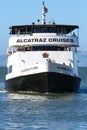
[42,1,46,24]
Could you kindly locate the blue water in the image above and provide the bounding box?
[0,54,87,130]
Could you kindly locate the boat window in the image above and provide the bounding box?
[13,46,18,52]
[8,65,12,74]
[33,27,56,33]
[12,45,64,52]
[31,46,64,51]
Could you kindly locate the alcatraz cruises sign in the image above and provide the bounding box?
[9,36,78,46]
[16,37,74,43]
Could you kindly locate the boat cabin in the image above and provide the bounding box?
[8,24,79,56]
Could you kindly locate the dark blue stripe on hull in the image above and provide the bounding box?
[5,72,81,93]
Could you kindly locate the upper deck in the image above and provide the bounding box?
[9,24,79,35]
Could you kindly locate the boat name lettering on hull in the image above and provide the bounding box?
[16,38,74,43]
[21,66,38,73]
[57,66,71,72]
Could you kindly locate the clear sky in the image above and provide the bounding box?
[0,0,87,55]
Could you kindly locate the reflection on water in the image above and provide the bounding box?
[0,90,87,129]
[6,89,87,101]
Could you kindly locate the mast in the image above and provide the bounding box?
[42,1,48,25]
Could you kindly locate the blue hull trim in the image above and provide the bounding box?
[5,72,81,93]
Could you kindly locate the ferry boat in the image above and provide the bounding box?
[5,2,81,93]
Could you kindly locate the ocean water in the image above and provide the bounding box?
[0,54,87,130]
